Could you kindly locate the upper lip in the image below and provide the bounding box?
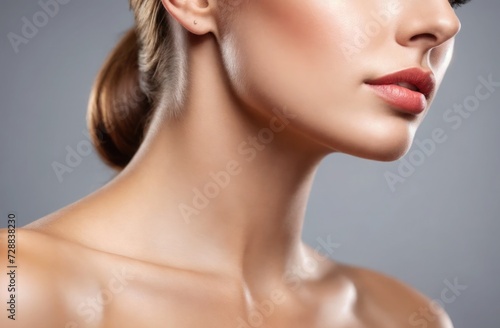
[364,67,436,99]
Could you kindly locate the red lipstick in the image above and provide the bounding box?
[365,68,436,115]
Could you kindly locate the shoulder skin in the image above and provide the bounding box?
[340,264,454,328]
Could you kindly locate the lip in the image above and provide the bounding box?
[364,67,436,115]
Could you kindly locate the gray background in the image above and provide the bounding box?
[0,1,498,327]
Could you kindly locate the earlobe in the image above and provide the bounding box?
[160,0,217,36]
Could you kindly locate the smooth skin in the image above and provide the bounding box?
[1,0,461,327]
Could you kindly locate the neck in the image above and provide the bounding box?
[93,33,330,291]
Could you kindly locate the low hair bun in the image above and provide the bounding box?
[87,28,153,170]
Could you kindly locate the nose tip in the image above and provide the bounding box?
[397,3,462,50]
[425,15,461,43]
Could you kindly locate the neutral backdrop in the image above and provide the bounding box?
[1,1,498,327]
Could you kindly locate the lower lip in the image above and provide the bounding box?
[366,84,427,115]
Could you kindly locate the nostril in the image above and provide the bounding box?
[409,33,438,43]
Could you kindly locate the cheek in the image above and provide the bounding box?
[222,0,361,112]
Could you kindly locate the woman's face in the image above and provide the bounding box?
[218,0,462,160]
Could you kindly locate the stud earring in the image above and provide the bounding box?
[194,20,198,25]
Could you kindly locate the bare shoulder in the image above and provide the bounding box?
[0,228,62,327]
[0,227,100,327]
[337,263,454,328]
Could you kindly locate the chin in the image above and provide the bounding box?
[358,130,415,162]
[346,142,412,162]
[317,120,416,163]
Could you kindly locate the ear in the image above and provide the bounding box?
[161,0,218,36]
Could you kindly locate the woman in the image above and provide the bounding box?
[1,0,471,327]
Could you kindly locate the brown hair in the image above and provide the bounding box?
[87,0,188,170]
